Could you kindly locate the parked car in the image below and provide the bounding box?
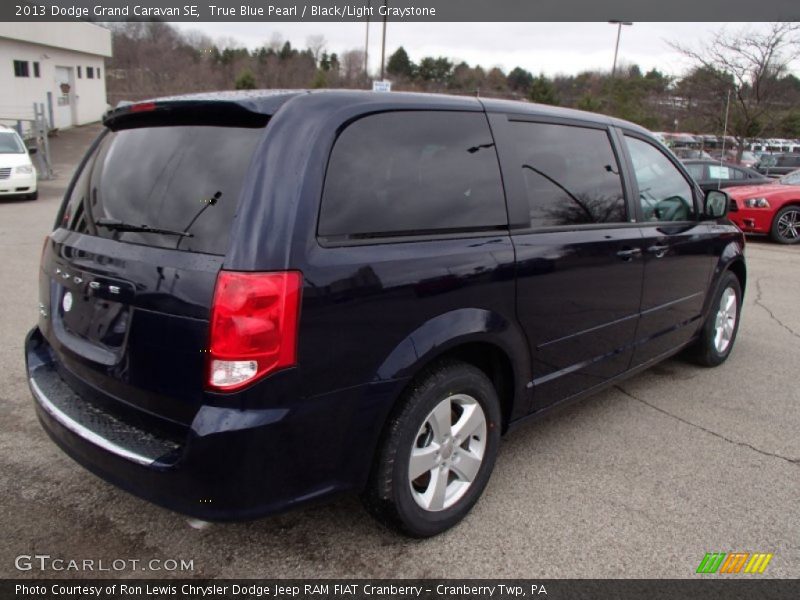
[0,125,38,200]
[756,153,800,177]
[735,151,759,169]
[727,169,800,244]
[683,159,772,193]
[672,147,713,160]
[25,91,746,537]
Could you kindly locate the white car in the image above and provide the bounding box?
[0,125,38,200]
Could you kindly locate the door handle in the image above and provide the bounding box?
[616,247,642,261]
[647,244,670,258]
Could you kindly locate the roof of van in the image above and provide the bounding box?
[104,89,650,136]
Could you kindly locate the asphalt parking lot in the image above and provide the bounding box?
[1,124,798,579]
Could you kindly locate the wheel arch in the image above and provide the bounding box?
[375,308,531,434]
[703,239,746,319]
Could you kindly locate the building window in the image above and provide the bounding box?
[33,62,40,78]
[87,66,94,79]
[77,66,82,78]
[13,60,29,77]
[97,67,101,79]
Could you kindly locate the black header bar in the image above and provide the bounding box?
[4,579,800,600]
[3,0,800,22]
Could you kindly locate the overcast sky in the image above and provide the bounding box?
[171,22,800,78]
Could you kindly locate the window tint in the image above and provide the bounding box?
[625,136,696,222]
[685,163,705,180]
[730,167,747,180]
[319,111,506,238]
[506,121,626,227]
[62,125,264,255]
[777,155,800,167]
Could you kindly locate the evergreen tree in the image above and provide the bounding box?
[387,47,414,78]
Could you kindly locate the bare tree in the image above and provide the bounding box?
[670,23,800,158]
[341,49,367,87]
[267,33,284,52]
[306,34,327,66]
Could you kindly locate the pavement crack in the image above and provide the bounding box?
[754,277,800,340]
[615,385,799,466]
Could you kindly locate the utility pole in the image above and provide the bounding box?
[364,0,370,81]
[380,1,388,81]
[609,21,632,77]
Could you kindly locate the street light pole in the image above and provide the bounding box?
[609,21,632,77]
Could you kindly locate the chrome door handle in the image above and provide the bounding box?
[616,247,642,261]
[647,244,670,258]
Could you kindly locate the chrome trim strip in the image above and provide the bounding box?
[29,377,155,466]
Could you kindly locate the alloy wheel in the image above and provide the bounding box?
[776,209,800,242]
[408,393,487,512]
[713,286,737,354]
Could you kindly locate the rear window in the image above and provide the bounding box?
[318,111,507,239]
[62,125,264,255]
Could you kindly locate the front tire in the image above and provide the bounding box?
[689,271,742,367]
[770,205,800,244]
[362,360,501,537]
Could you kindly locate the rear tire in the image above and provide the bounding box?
[770,205,800,244]
[362,360,501,537]
[688,271,742,367]
[27,191,38,201]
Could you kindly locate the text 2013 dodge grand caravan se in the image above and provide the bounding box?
[26,90,745,537]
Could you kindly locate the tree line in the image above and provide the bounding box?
[105,22,800,152]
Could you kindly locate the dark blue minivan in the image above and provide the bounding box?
[26,90,745,536]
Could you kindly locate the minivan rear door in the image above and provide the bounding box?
[489,114,645,410]
[40,117,267,425]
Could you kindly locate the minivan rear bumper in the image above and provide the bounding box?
[26,327,400,521]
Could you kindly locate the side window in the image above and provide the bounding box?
[506,121,626,227]
[685,163,705,180]
[625,136,696,222]
[729,168,747,181]
[319,111,506,238]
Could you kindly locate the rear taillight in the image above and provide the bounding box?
[207,271,302,392]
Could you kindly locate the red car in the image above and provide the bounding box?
[726,169,800,244]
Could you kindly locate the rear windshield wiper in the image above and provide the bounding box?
[96,219,194,238]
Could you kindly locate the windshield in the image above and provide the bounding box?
[61,125,265,255]
[0,131,25,153]
[778,170,800,185]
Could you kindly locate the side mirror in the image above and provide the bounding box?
[704,190,729,219]
[27,147,38,155]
